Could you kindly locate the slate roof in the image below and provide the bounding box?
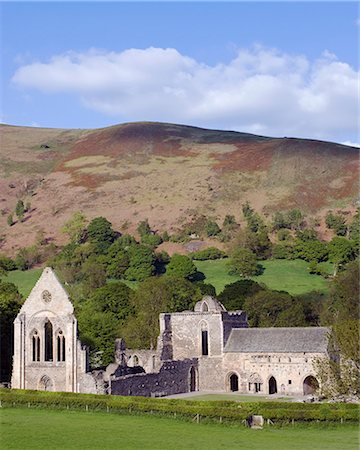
[224,327,329,353]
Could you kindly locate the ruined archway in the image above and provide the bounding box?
[303,375,319,395]
[38,375,54,391]
[268,376,277,394]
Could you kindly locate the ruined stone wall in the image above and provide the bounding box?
[161,312,224,360]
[110,359,198,397]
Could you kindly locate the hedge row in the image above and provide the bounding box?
[1,389,359,423]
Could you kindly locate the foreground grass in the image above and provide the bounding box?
[1,408,358,450]
[195,259,331,295]
[5,269,42,297]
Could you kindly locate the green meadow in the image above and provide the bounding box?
[5,258,331,298]
[1,408,358,450]
[194,259,332,295]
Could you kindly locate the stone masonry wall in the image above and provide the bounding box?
[110,359,198,397]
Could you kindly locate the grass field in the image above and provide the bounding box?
[5,258,332,298]
[1,408,358,450]
[5,269,42,297]
[194,259,332,295]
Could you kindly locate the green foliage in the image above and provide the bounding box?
[141,233,163,249]
[0,281,22,380]
[122,276,201,348]
[244,290,307,327]
[87,217,116,253]
[317,262,360,397]
[349,208,360,243]
[106,251,130,279]
[223,214,237,228]
[7,214,14,227]
[231,228,272,259]
[327,237,357,273]
[76,281,132,367]
[15,199,25,222]
[218,279,264,311]
[15,245,42,270]
[227,248,261,277]
[125,245,156,281]
[62,211,87,244]
[190,247,226,260]
[296,239,328,263]
[166,254,198,280]
[2,389,358,425]
[325,211,347,236]
[204,219,221,237]
[137,219,151,236]
[277,229,291,241]
[272,242,296,259]
[0,254,16,271]
[272,209,304,230]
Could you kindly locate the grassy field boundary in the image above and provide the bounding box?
[1,389,358,425]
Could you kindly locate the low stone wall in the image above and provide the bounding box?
[110,358,198,397]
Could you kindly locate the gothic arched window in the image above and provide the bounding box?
[57,330,66,362]
[32,330,40,362]
[44,321,53,362]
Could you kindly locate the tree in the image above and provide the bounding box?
[325,211,347,236]
[287,209,304,230]
[137,219,151,237]
[87,217,116,253]
[125,244,155,281]
[327,237,356,275]
[243,290,306,327]
[218,279,264,311]
[349,208,360,243]
[227,248,261,277]
[295,239,328,262]
[204,219,221,237]
[62,211,87,244]
[15,200,25,222]
[317,262,360,397]
[230,228,271,259]
[166,254,198,280]
[121,276,201,349]
[0,281,22,381]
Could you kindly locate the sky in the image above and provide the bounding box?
[1,1,359,145]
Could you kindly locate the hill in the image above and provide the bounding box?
[0,122,358,254]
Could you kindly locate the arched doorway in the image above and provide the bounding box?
[38,375,54,391]
[189,366,197,392]
[268,376,277,394]
[229,373,239,392]
[303,376,319,395]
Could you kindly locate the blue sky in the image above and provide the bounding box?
[1,1,359,144]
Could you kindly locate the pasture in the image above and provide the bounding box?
[1,407,358,450]
[194,259,332,295]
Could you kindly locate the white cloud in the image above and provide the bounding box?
[11,46,358,141]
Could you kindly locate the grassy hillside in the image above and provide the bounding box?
[1,122,358,255]
[194,259,332,295]
[1,408,358,450]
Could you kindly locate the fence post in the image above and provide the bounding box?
[86,404,88,412]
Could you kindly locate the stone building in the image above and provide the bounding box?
[12,267,329,397]
[11,268,99,393]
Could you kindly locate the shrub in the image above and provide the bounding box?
[190,247,226,260]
